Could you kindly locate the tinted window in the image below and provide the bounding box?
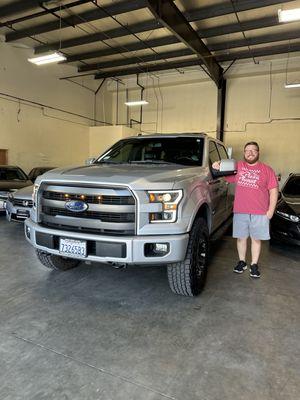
[217,144,228,160]
[283,176,300,196]
[96,137,204,166]
[209,141,220,164]
[0,167,27,181]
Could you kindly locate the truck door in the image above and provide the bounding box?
[208,141,229,232]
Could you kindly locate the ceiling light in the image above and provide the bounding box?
[125,100,149,106]
[285,83,300,88]
[278,8,300,23]
[28,51,66,65]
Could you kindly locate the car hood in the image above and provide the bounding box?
[12,185,34,199]
[0,180,32,192]
[36,164,206,190]
[278,196,300,216]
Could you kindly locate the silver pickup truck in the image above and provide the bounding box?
[25,133,236,296]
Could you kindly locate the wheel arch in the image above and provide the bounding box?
[188,203,212,234]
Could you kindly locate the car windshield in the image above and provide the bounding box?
[95,137,204,166]
[282,175,300,197]
[0,167,28,181]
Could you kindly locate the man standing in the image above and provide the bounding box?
[212,141,278,278]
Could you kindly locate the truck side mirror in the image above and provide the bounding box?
[212,159,237,177]
[227,147,233,158]
[85,157,96,165]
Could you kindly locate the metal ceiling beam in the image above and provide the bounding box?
[65,16,283,64]
[71,36,179,64]
[5,0,148,42]
[209,29,300,52]
[94,42,300,79]
[79,48,193,72]
[0,0,53,18]
[33,0,293,54]
[95,59,203,79]
[35,16,278,62]
[0,1,91,29]
[146,0,222,86]
[78,29,300,72]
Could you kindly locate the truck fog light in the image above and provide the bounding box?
[144,243,170,257]
[25,226,31,239]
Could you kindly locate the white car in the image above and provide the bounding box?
[0,166,32,213]
[6,185,33,222]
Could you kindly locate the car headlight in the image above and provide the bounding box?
[148,190,183,223]
[276,211,299,223]
[32,184,40,209]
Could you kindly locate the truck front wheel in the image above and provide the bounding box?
[167,217,209,296]
[36,249,80,271]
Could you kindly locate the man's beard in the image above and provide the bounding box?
[244,154,259,164]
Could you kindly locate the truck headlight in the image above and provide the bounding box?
[32,184,40,210]
[148,190,183,223]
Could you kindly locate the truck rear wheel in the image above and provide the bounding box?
[167,217,209,296]
[36,249,80,271]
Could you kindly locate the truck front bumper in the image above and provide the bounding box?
[24,219,189,265]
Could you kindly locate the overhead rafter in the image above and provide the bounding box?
[77,29,300,72]
[146,0,222,86]
[61,16,283,64]
[0,1,91,29]
[94,42,300,79]
[5,0,149,42]
[0,0,53,18]
[32,0,293,54]
[80,48,193,72]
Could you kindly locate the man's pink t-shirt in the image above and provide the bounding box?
[226,161,278,215]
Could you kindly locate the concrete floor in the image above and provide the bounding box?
[0,215,299,400]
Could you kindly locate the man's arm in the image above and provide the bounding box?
[266,187,279,219]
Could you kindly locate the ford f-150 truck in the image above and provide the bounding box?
[25,133,236,296]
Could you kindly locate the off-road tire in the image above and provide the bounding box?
[36,249,80,271]
[167,217,209,296]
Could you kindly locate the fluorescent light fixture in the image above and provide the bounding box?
[278,8,300,23]
[125,100,149,106]
[28,51,66,65]
[285,83,300,88]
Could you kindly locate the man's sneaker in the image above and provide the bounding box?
[233,261,247,274]
[250,264,261,278]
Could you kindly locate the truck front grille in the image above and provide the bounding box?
[43,191,134,205]
[42,206,135,222]
[39,184,136,236]
[13,199,33,207]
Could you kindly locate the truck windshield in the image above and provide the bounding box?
[0,167,28,181]
[96,137,204,166]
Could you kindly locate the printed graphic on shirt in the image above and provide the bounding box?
[237,166,261,189]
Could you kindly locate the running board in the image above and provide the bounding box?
[210,215,232,242]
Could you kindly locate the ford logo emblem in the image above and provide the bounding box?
[65,200,88,212]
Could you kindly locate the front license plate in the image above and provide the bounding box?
[59,238,87,258]
[17,210,30,217]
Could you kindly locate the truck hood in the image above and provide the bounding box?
[37,164,206,190]
[0,180,32,192]
[12,184,34,199]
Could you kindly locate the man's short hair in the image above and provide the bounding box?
[244,141,259,151]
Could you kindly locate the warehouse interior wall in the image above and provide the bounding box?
[0,42,112,173]
[89,126,140,159]
[109,60,300,182]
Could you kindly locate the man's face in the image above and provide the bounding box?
[244,145,259,164]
